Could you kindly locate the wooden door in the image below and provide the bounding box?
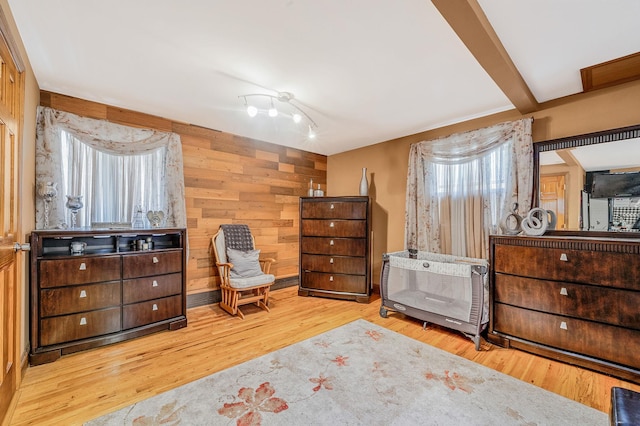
[0,21,24,422]
[540,174,566,229]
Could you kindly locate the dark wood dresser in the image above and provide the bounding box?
[488,234,640,383]
[299,196,371,303]
[29,228,187,365]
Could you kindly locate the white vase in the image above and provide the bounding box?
[359,167,368,196]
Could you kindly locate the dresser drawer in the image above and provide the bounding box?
[493,303,640,369]
[40,307,121,346]
[301,254,366,275]
[301,219,366,238]
[493,244,640,290]
[301,271,367,294]
[301,200,367,219]
[123,272,183,304]
[122,295,183,329]
[40,281,121,317]
[494,273,640,329]
[39,256,121,288]
[301,237,366,256]
[122,250,183,279]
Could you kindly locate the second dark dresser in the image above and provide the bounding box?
[299,196,371,303]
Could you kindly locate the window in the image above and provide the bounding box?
[406,119,532,259]
[431,142,513,232]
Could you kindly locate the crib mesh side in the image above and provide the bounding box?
[385,262,473,323]
[380,257,391,300]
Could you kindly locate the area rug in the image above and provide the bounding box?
[86,319,607,425]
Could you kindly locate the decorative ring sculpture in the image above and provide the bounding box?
[500,202,523,235]
[147,210,165,228]
[546,209,557,231]
[521,207,549,236]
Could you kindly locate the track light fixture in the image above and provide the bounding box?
[268,98,278,117]
[240,91,318,139]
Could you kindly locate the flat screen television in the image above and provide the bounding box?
[590,171,640,198]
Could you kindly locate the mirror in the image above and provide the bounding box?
[534,124,640,234]
[35,106,186,231]
[59,132,167,229]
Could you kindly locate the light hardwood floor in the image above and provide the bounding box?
[7,286,639,425]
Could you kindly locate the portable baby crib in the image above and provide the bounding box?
[380,250,489,350]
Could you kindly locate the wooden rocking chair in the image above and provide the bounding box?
[212,225,275,319]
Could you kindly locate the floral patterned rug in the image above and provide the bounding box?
[86,319,607,425]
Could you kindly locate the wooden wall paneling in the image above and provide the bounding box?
[41,92,108,120]
[107,107,173,132]
[39,91,327,306]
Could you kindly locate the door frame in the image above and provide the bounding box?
[0,5,26,424]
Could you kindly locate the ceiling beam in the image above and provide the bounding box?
[432,0,539,114]
[556,149,581,168]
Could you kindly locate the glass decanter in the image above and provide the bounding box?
[65,195,84,229]
[38,181,57,229]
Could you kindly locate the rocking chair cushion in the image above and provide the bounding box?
[229,273,275,289]
[226,248,264,278]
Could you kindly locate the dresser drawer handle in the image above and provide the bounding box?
[329,240,334,246]
[79,262,87,271]
[79,317,87,326]
[559,321,568,330]
[330,258,334,264]
[329,276,334,282]
[560,287,568,296]
[423,262,430,268]
[152,256,159,264]
[152,280,159,287]
[330,203,334,209]
[152,303,158,311]
[329,222,335,228]
[559,253,568,262]
[79,290,87,298]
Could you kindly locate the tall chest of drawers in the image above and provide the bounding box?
[30,228,187,365]
[489,235,640,383]
[299,196,371,303]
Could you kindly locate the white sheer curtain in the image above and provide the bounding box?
[405,118,533,258]
[35,106,187,230]
[59,132,168,225]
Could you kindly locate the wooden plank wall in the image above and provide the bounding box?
[39,91,327,303]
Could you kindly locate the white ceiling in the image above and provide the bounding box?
[540,137,640,172]
[7,1,640,156]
